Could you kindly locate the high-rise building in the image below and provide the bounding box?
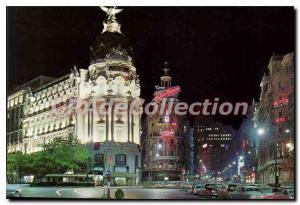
[7,7,142,186]
[193,117,236,177]
[255,52,294,186]
[142,62,188,181]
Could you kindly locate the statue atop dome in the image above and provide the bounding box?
[100,6,122,33]
[100,6,123,21]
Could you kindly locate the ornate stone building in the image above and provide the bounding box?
[7,76,55,153]
[255,52,294,186]
[7,8,142,186]
[142,63,188,181]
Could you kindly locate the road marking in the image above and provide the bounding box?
[56,188,69,197]
[56,190,62,197]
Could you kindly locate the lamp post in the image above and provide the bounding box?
[258,127,279,186]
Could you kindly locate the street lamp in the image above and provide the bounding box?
[233,161,236,165]
[285,129,290,133]
[257,128,265,136]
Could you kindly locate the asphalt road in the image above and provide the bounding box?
[16,186,200,199]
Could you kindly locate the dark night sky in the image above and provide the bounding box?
[7,7,295,128]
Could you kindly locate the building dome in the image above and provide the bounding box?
[90,31,133,64]
[90,7,133,64]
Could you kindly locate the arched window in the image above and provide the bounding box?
[115,154,126,166]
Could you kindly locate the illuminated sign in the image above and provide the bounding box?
[155,85,165,90]
[160,128,175,136]
[275,117,288,123]
[273,98,289,108]
[154,86,181,103]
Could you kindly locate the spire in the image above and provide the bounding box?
[160,61,172,88]
[163,61,170,76]
[100,6,122,33]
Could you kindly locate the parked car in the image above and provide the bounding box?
[191,184,205,195]
[6,184,23,198]
[226,184,239,192]
[281,186,294,199]
[230,185,263,199]
[201,183,225,198]
[258,185,288,199]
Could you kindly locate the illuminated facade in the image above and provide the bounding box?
[255,52,294,185]
[7,8,142,185]
[142,63,188,181]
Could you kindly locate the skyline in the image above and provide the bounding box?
[7,7,295,128]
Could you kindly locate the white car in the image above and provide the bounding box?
[230,185,263,199]
[191,184,205,195]
[282,186,294,199]
[6,184,23,198]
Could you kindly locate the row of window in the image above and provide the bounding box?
[94,153,139,167]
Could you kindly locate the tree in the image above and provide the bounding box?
[7,135,90,182]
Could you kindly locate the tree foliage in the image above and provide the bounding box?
[7,135,90,181]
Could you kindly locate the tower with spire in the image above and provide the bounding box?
[160,61,172,88]
[142,62,189,182]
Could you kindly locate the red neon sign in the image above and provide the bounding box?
[274,117,288,123]
[273,98,289,108]
[154,86,181,103]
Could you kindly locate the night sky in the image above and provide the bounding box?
[7,7,295,128]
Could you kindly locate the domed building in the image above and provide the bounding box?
[8,7,142,186]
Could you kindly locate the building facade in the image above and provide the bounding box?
[7,76,55,153]
[255,52,294,186]
[7,8,142,186]
[236,100,258,184]
[193,117,236,178]
[142,63,188,181]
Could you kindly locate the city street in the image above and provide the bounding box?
[17,186,200,199]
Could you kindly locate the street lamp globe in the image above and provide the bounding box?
[257,128,265,136]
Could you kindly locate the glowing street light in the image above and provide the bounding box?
[233,161,236,165]
[285,129,290,133]
[158,144,162,149]
[257,128,265,136]
[286,143,292,148]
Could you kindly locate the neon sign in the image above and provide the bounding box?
[275,117,288,123]
[154,86,181,103]
[273,98,289,108]
[160,128,175,136]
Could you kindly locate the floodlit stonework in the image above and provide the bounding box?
[7,7,142,185]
